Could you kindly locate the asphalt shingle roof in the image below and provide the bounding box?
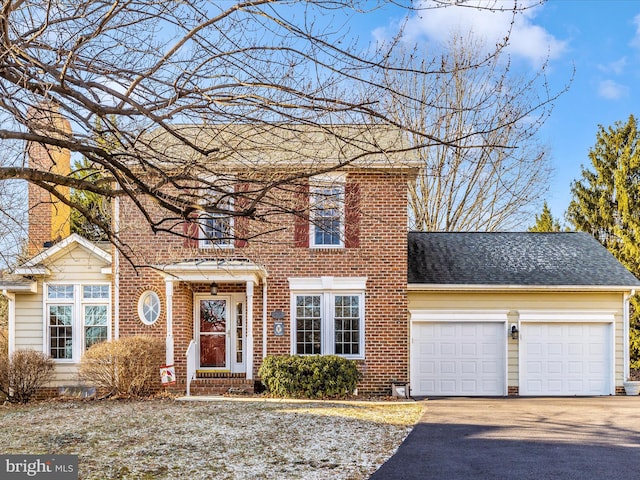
[408,231,640,287]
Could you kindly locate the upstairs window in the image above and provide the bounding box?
[183,183,249,249]
[295,176,360,249]
[199,195,234,249]
[200,213,233,248]
[310,185,344,247]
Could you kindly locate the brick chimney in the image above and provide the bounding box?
[27,104,72,256]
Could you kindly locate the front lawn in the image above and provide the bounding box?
[0,398,423,479]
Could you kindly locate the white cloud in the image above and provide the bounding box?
[598,79,629,100]
[630,14,640,49]
[597,57,628,75]
[403,0,567,68]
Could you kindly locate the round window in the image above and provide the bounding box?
[138,291,161,325]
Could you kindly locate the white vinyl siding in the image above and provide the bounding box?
[12,243,111,386]
[14,244,110,353]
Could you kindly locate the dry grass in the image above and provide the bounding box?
[0,397,423,480]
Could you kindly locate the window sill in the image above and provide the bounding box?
[199,244,234,250]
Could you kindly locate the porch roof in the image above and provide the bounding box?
[155,259,267,284]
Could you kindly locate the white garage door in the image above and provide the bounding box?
[520,323,612,396]
[411,321,506,396]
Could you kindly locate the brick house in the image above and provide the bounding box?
[3,122,418,396]
[3,118,640,397]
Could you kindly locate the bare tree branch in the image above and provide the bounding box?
[0,0,562,265]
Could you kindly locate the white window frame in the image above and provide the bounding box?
[198,188,234,249]
[138,290,161,325]
[199,212,234,249]
[44,282,111,362]
[310,176,345,249]
[289,277,366,360]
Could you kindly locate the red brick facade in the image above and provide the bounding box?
[115,169,412,395]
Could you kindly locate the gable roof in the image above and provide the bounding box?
[14,233,111,275]
[408,231,640,290]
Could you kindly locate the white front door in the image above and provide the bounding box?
[195,295,246,373]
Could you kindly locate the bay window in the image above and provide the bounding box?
[46,283,110,360]
[289,277,365,359]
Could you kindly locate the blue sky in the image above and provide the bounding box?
[363,0,640,226]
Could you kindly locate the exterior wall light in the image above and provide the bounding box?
[210,282,218,295]
[510,324,519,340]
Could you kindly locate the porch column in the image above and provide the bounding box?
[246,281,254,380]
[165,280,174,366]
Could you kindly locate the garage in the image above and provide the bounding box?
[519,312,614,396]
[407,232,640,397]
[410,312,507,396]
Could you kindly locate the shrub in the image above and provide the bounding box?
[258,355,360,399]
[79,336,164,398]
[0,349,54,403]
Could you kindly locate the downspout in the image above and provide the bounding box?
[2,290,15,356]
[624,289,635,381]
[262,280,267,359]
[113,196,120,340]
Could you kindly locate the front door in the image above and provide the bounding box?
[198,297,229,368]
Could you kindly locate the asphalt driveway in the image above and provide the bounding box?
[370,397,640,480]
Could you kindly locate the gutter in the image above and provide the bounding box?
[624,289,636,381]
[408,284,640,292]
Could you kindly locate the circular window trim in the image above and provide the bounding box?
[138,290,161,325]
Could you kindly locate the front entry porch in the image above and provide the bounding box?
[156,259,267,396]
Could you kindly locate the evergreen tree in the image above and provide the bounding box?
[70,118,116,242]
[528,201,562,232]
[70,157,111,241]
[567,114,640,369]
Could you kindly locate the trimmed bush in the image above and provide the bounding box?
[258,355,360,399]
[0,349,54,403]
[79,336,164,398]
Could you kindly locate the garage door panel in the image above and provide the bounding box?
[461,361,477,374]
[481,361,497,374]
[417,361,435,375]
[461,343,477,355]
[440,361,456,374]
[418,342,435,355]
[547,361,562,374]
[568,345,584,356]
[526,361,542,374]
[521,322,611,396]
[568,361,584,374]
[411,321,505,396]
